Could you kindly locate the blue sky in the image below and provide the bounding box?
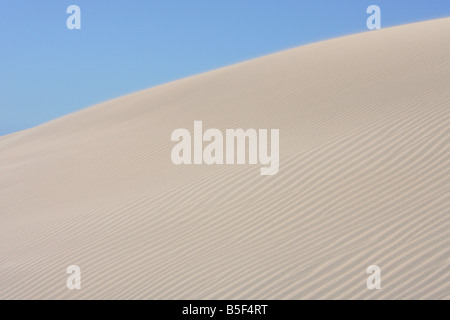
[1,0,449,135]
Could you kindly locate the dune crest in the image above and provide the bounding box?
[0,18,449,299]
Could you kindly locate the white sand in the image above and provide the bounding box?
[0,18,449,299]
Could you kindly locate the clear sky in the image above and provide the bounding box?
[1,0,449,135]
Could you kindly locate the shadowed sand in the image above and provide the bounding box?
[0,18,449,299]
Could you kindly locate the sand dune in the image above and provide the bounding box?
[0,18,449,299]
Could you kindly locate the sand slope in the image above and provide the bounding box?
[0,18,449,299]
